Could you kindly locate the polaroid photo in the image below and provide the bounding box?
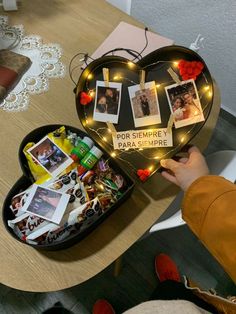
[27,136,73,177]
[128,81,161,128]
[165,79,205,129]
[21,184,70,224]
[93,81,122,124]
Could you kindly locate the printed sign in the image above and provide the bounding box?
[112,128,173,150]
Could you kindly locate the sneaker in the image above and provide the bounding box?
[93,299,116,314]
[155,253,181,282]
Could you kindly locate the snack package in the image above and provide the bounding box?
[26,198,102,245]
[8,212,49,240]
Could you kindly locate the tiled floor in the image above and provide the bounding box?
[1,112,236,314]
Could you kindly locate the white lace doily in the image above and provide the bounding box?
[0,15,66,112]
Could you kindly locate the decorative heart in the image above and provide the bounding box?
[79,91,93,105]
[75,45,213,181]
[137,169,151,182]
[177,59,204,81]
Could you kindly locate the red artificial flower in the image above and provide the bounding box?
[177,60,204,81]
[137,169,151,182]
[80,92,93,105]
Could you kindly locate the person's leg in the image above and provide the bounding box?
[150,254,217,313]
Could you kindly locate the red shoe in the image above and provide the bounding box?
[93,299,116,314]
[155,253,181,282]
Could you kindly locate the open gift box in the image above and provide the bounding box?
[2,125,135,250]
[2,45,213,251]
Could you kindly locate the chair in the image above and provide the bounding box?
[2,0,18,10]
[106,0,132,15]
[149,150,236,233]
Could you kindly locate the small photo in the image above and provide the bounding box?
[21,184,70,224]
[165,79,205,128]
[93,81,122,124]
[128,81,161,128]
[10,189,30,216]
[27,136,73,177]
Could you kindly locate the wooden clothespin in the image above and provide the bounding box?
[103,68,109,87]
[167,67,181,85]
[166,113,175,134]
[139,70,145,90]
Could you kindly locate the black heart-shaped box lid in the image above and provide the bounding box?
[75,45,213,181]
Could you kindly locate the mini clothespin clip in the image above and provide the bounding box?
[103,68,109,87]
[139,70,145,90]
[166,113,174,134]
[167,67,181,84]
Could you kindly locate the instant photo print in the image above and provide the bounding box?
[128,81,161,128]
[165,79,205,129]
[27,136,73,177]
[21,184,70,224]
[93,81,122,124]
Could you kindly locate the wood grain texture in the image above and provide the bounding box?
[0,0,220,292]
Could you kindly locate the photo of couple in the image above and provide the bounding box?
[165,79,205,128]
[128,81,161,128]
[21,185,70,224]
[93,81,122,124]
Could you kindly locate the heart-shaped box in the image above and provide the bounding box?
[2,46,213,250]
[75,45,213,180]
[2,125,134,250]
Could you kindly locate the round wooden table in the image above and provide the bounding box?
[0,0,221,292]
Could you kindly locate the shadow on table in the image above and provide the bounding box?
[38,173,178,262]
[38,186,150,262]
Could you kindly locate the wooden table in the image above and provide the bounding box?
[0,0,221,292]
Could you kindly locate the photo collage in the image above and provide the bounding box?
[93,78,204,130]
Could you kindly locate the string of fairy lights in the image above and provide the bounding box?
[69,53,213,176]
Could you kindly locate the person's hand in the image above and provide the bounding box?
[160,146,209,191]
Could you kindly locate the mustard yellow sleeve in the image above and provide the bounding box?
[182,175,236,283]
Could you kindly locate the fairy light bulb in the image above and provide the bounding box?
[85,118,92,125]
[148,165,154,171]
[113,75,121,80]
[99,184,104,190]
[139,148,143,151]
[103,136,107,142]
[87,73,93,80]
[107,128,112,134]
[180,136,185,143]
[89,90,95,97]
[111,151,116,157]
[124,148,129,151]
[173,61,179,67]
[204,85,210,91]
[208,90,213,98]
[127,61,135,68]
[156,84,160,89]
[154,156,160,160]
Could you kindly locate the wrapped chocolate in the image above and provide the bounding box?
[27,198,101,245]
[8,212,49,240]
